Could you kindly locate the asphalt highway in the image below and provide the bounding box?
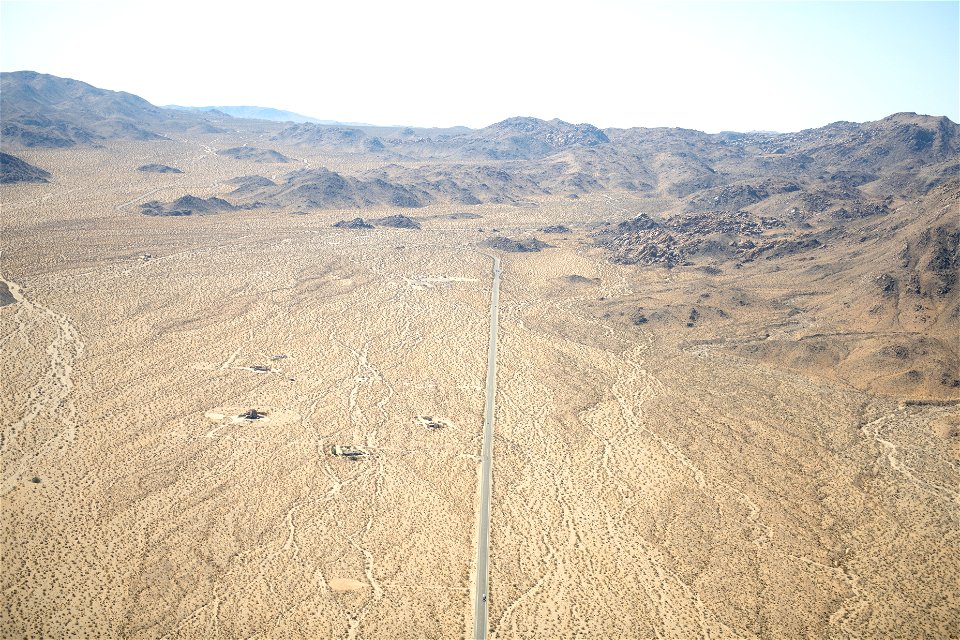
[473,254,501,640]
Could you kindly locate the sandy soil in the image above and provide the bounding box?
[486,247,958,638]
[2,140,957,638]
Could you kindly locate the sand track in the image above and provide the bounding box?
[861,411,960,504]
[1,274,84,493]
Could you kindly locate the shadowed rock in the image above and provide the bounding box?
[0,152,50,183]
[0,282,15,306]
[137,163,182,173]
[486,236,553,252]
[1,71,222,146]
[373,214,421,229]
[227,175,277,196]
[333,217,374,229]
[140,195,236,216]
[219,147,292,163]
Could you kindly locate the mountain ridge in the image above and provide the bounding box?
[1,71,956,400]
[4,71,956,149]
[1,71,223,147]
[164,104,367,126]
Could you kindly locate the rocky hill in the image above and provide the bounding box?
[272,124,387,153]
[165,105,340,124]
[219,146,292,163]
[0,71,222,147]
[0,152,50,183]
[2,71,956,401]
[273,117,611,161]
[137,163,182,174]
[133,112,957,257]
[140,195,237,216]
[235,168,426,209]
[446,117,610,160]
[486,236,553,252]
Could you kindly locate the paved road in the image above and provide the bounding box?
[473,254,501,640]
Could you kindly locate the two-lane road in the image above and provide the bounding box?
[473,254,501,640]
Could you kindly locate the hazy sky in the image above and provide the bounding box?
[2,1,957,132]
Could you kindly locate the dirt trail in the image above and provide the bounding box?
[345,528,385,640]
[115,184,179,212]
[1,274,84,493]
[862,411,959,504]
[331,336,395,445]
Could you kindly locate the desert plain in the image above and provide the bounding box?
[2,94,959,639]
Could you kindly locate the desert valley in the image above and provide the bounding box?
[1,70,958,638]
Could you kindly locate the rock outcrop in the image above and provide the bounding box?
[0,152,50,183]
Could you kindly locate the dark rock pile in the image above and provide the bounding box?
[227,175,276,196]
[333,217,374,229]
[141,195,236,216]
[137,163,182,173]
[596,210,822,267]
[0,152,50,183]
[595,214,683,267]
[373,214,421,229]
[219,147,291,163]
[486,236,553,252]
[667,210,765,236]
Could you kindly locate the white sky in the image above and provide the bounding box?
[2,0,958,131]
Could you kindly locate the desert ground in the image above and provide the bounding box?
[2,134,958,639]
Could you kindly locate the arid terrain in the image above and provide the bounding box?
[2,72,958,639]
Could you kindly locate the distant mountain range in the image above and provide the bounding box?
[163,104,366,126]
[3,71,955,209]
[0,70,224,147]
[1,70,957,399]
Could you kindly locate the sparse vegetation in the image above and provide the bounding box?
[1,70,957,640]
